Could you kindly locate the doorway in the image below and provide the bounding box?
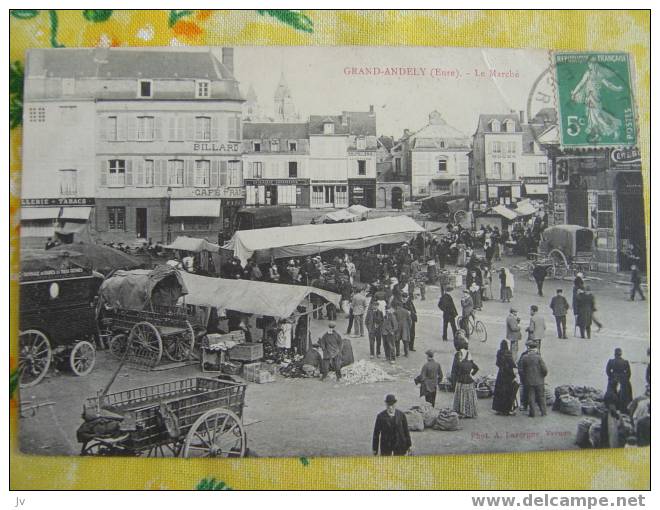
[391,187,403,210]
[324,186,335,207]
[136,208,147,238]
[266,185,278,205]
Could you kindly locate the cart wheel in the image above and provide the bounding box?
[182,409,246,458]
[81,440,116,456]
[163,322,195,362]
[108,333,127,360]
[128,322,163,367]
[549,249,569,279]
[18,329,52,388]
[69,340,96,376]
[475,321,488,343]
[144,442,182,457]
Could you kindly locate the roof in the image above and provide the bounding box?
[242,122,309,140]
[475,114,522,134]
[180,273,340,319]
[309,111,376,136]
[26,48,235,81]
[224,216,425,265]
[378,136,394,150]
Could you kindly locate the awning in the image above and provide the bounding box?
[524,184,549,195]
[491,205,519,220]
[170,199,221,217]
[60,206,92,220]
[164,236,220,253]
[21,207,61,220]
[515,200,538,216]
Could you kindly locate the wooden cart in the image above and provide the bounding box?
[79,376,247,457]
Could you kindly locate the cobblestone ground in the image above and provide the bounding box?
[19,252,649,459]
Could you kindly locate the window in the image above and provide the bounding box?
[312,186,324,207]
[106,116,118,141]
[252,162,263,179]
[357,137,366,150]
[509,162,517,179]
[138,80,152,98]
[253,141,261,152]
[597,194,614,229]
[194,116,211,141]
[59,169,77,196]
[538,162,547,175]
[490,119,500,132]
[323,122,335,134]
[507,141,516,156]
[137,116,154,141]
[143,160,154,187]
[270,139,280,152]
[395,158,401,174]
[196,80,210,98]
[168,160,184,186]
[357,160,367,176]
[492,141,502,155]
[181,218,211,231]
[492,162,502,179]
[335,185,348,207]
[228,160,242,186]
[440,140,445,148]
[108,207,126,231]
[289,161,298,178]
[289,141,297,151]
[28,107,46,123]
[108,159,126,187]
[438,159,447,172]
[195,160,210,187]
[503,119,515,132]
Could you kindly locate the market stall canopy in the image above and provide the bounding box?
[347,204,370,218]
[164,236,220,253]
[97,265,188,311]
[316,209,358,223]
[514,199,538,217]
[490,205,519,221]
[223,216,425,265]
[47,242,141,275]
[179,272,341,318]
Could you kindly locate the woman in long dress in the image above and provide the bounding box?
[452,349,479,418]
[492,340,518,415]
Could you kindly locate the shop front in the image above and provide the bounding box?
[20,197,96,247]
[486,181,521,206]
[95,197,167,244]
[348,178,376,208]
[522,176,549,200]
[244,178,310,207]
[310,181,349,209]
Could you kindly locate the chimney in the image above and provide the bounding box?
[369,104,374,115]
[222,48,234,74]
[519,110,525,125]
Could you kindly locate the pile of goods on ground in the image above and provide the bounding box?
[338,359,395,385]
[575,413,636,449]
[404,404,461,432]
[473,375,497,398]
[553,385,605,416]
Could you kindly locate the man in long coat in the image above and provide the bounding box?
[519,341,548,417]
[394,302,412,357]
[549,289,569,339]
[505,308,522,359]
[576,288,594,339]
[438,288,458,341]
[318,323,344,381]
[372,394,412,456]
[402,293,418,351]
[381,304,399,364]
[417,351,443,407]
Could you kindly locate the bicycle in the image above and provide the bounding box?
[459,311,488,343]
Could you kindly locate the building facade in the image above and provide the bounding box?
[471,112,549,206]
[242,123,310,207]
[21,47,245,245]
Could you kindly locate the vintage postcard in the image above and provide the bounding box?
[17,46,649,460]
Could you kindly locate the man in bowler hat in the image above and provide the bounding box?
[372,394,412,456]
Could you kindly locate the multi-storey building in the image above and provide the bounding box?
[308,108,378,208]
[470,112,549,205]
[21,47,244,245]
[242,122,311,207]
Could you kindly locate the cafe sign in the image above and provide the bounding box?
[170,187,245,199]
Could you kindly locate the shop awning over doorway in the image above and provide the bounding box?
[20,207,61,220]
[60,206,92,220]
[169,199,221,217]
[523,184,549,196]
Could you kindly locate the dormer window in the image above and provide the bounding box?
[323,122,335,135]
[138,80,152,98]
[253,141,261,152]
[490,119,500,132]
[357,136,366,150]
[270,139,280,152]
[289,141,297,151]
[439,140,445,148]
[196,80,210,98]
[503,119,515,132]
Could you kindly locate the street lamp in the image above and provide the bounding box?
[166,186,172,244]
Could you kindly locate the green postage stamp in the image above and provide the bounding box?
[554,52,637,147]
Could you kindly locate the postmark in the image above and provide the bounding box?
[554,52,637,147]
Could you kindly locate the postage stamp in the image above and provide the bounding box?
[554,52,637,147]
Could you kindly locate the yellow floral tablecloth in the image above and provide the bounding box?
[9,10,650,490]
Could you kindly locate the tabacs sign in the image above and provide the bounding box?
[21,197,95,207]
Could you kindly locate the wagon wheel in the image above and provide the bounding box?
[549,249,569,279]
[181,409,246,458]
[144,442,182,458]
[163,322,195,362]
[128,322,163,367]
[80,440,116,456]
[69,340,96,376]
[108,333,127,360]
[18,329,52,388]
[453,210,467,224]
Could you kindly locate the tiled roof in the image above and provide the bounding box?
[243,122,309,140]
[309,111,376,136]
[475,113,522,134]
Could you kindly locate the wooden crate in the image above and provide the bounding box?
[229,342,263,362]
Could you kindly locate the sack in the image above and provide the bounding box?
[412,403,440,428]
[580,398,599,416]
[559,395,582,416]
[405,410,425,432]
[576,417,599,448]
[432,409,460,431]
[545,384,555,406]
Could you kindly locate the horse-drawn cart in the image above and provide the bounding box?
[528,225,595,280]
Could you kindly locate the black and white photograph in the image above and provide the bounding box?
[17,45,650,459]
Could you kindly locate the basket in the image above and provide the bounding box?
[229,342,264,362]
[475,382,492,399]
[221,361,242,375]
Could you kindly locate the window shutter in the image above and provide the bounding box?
[154,117,163,141]
[234,116,241,141]
[177,118,185,141]
[117,114,126,141]
[99,117,107,141]
[99,160,107,187]
[168,117,176,141]
[227,116,235,140]
[210,160,219,187]
[211,116,219,141]
[219,160,228,186]
[127,117,137,141]
[125,160,133,186]
[185,116,194,141]
[185,160,194,186]
[136,159,144,186]
[157,160,165,186]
